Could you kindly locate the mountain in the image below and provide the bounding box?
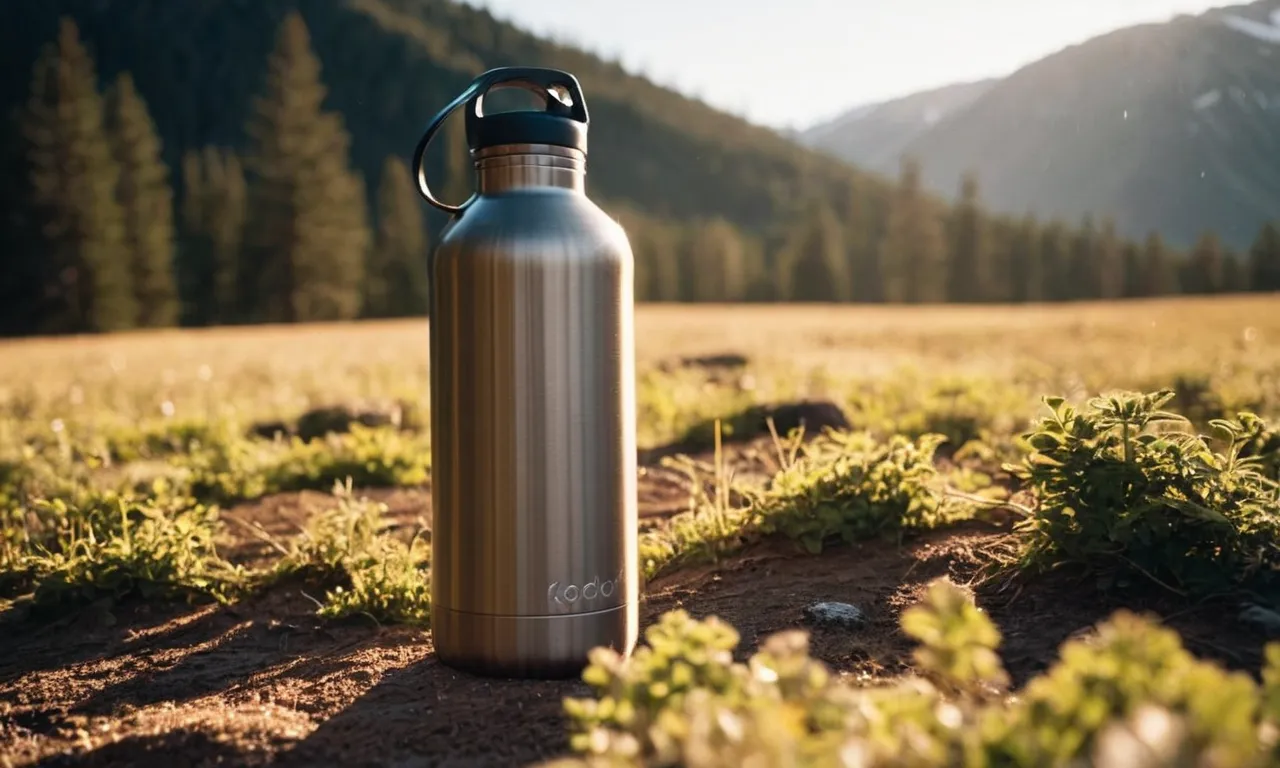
[801,1,1280,250]
[800,79,996,173]
[0,0,885,247]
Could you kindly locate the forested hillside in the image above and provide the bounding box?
[2,0,1279,337]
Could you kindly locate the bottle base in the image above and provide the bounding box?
[433,603,638,679]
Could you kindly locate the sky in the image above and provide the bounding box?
[460,0,1231,130]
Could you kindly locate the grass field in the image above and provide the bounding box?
[3,296,1280,766]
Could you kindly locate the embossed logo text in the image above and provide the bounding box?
[548,569,624,608]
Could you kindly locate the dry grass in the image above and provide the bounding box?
[3,294,1277,402]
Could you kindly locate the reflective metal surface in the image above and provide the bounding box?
[429,142,639,677]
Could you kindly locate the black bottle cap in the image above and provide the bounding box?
[462,67,590,154]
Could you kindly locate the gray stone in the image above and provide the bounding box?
[802,601,867,630]
[1239,604,1280,637]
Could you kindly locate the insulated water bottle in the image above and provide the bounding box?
[413,67,639,678]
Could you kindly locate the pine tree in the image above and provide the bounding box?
[107,72,177,327]
[623,213,682,302]
[739,234,770,302]
[1249,221,1280,292]
[179,150,211,323]
[21,17,135,333]
[687,218,747,301]
[1222,249,1244,293]
[782,201,848,302]
[1140,232,1178,297]
[367,156,430,317]
[649,226,684,301]
[946,171,989,302]
[1038,221,1070,302]
[1008,214,1042,303]
[0,132,39,334]
[844,174,877,302]
[181,147,248,325]
[879,157,947,303]
[1184,231,1224,294]
[1092,218,1123,300]
[1068,215,1097,300]
[986,217,1016,303]
[1121,240,1143,298]
[244,11,370,323]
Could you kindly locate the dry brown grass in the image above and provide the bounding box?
[1,295,1277,433]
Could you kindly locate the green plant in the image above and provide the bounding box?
[550,579,1280,768]
[4,486,243,606]
[276,484,431,626]
[637,430,969,580]
[1010,390,1280,593]
[177,424,431,504]
[1236,412,1280,482]
[317,532,431,625]
[753,431,968,554]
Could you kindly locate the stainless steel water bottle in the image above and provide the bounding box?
[413,67,639,678]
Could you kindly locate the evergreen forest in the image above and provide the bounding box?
[3,9,1279,337]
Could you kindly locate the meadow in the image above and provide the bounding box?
[3,296,1280,766]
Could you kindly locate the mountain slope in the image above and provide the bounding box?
[800,79,996,173]
[0,0,874,243]
[803,1,1280,249]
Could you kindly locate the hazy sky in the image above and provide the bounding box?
[461,0,1229,130]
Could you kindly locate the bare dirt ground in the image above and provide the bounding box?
[2,442,1271,768]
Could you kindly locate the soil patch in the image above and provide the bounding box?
[3,516,1269,767]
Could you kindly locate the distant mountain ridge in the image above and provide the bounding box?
[801,79,996,172]
[801,0,1280,249]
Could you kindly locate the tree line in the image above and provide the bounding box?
[4,13,1279,336]
[621,163,1280,304]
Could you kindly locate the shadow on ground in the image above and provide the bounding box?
[4,514,1271,766]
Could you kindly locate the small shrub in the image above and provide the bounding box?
[266,424,431,492]
[4,487,243,606]
[550,579,1280,768]
[638,431,969,579]
[276,486,431,626]
[1236,412,1280,482]
[1009,390,1280,593]
[317,533,431,626]
[753,431,969,554]
[178,425,431,505]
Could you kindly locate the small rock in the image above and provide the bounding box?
[759,401,850,437]
[249,420,292,440]
[1239,604,1280,637]
[678,352,750,370]
[802,601,867,630]
[296,404,396,441]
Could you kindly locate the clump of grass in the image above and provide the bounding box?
[547,579,1280,768]
[1237,412,1280,482]
[2,484,244,607]
[317,533,430,625]
[1009,389,1280,594]
[639,424,971,580]
[177,424,431,505]
[753,431,969,554]
[267,425,430,492]
[842,370,1034,456]
[275,484,430,626]
[96,418,239,463]
[635,366,761,449]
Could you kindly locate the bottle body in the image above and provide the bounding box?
[428,150,638,678]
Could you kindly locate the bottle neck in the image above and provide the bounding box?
[475,144,585,194]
